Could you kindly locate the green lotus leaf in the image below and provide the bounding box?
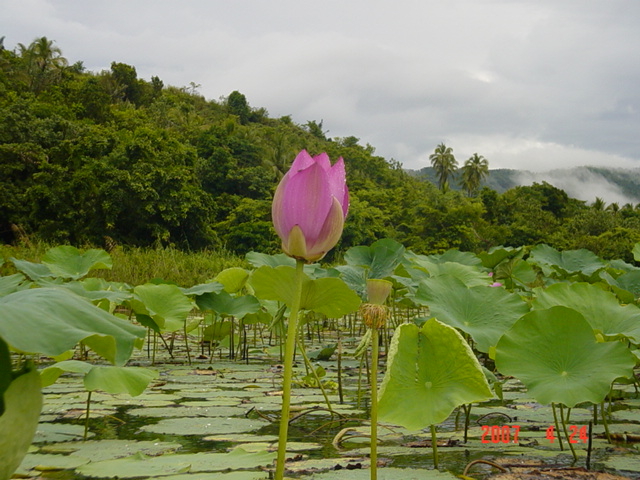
[61,279,132,305]
[418,259,489,287]
[180,281,224,296]
[47,439,182,462]
[84,365,158,396]
[157,473,269,480]
[378,319,493,430]
[251,266,360,318]
[495,256,538,290]
[331,265,367,300]
[478,246,520,269]
[414,275,530,352]
[140,417,269,436]
[196,291,260,318]
[0,339,11,415]
[16,453,90,474]
[76,447,275,478]
[203,321,232,342]
[532,282,640,341]
[0,367,43,480]
[246,251,296,268]
[131,283,193,332]
[529,244,607,278]
[603,269,640,302]
[241,310,271,325]
[0,273,28,297]
[40,360,94,387]
[41,360,157,396]
[10,257,55,282]
[0,288,146,365]
[214,267,250,294]
[305,468,457,480]
[495,306,635,407]
[42,245,112,280]
[343,238,405,279]
[427,248,483,267]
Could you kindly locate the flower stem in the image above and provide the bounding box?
[552,403,564,451]
[296,335,332,411]
[84,391,92,441]
[275,259,305,480]
[370,325,379,480]
[431,424,439,468]
[600,401,612,443]
[559,404,578,462]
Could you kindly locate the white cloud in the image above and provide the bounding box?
[516,168,640,205]
[1,0,639,174]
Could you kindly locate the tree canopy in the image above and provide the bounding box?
[2,37,640,262]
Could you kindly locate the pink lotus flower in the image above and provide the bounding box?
[272,150,349,262]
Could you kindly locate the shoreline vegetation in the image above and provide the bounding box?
[0,242,246,286]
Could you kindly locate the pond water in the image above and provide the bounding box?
[15,340,640,480]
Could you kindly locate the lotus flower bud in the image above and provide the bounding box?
[272,150,349,262]
[360,279,393,329]
[366,279,393,306]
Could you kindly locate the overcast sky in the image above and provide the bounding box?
[3,0,640,175]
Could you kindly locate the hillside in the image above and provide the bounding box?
[413,166,640,205]
[4,36,640,262]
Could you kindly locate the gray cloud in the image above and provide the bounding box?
[2,0,639,172]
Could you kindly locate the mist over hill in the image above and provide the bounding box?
[413,166,640,206]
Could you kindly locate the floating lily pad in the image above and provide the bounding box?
[41,403,99,415]
[611,410,640,423]
[140,416,269,435]
[301,468,457,480]
[17,453,90,473]
[32,422,95,443]
[238,441,323,452]
[283,456,370,474]
[603,455,640,474]
[40,439,182,461]
[179,398,242,407]
[203,433,279,443]
[127,405,247,418]
[76,447,275,478]
[159,473,269,480]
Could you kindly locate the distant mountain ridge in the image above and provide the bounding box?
[411,165,640,205]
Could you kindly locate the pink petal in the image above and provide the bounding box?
[281,162,332,244]
[312,152,332,172]
[289,150,315,173]
[271,174,288,240]
[327,157,349,217]
[306,196,345,261]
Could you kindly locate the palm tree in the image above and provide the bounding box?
[460,153,489,196]
[591,197,606,211]
[606,202,620,215]
[17,36,68,93]
[429,143,458,192]
[263,128,297,180]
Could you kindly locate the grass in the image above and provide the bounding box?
[0,241,248,286]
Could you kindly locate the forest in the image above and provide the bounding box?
[3,37,640,263]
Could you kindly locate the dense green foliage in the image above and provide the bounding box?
[3,37,640,262]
